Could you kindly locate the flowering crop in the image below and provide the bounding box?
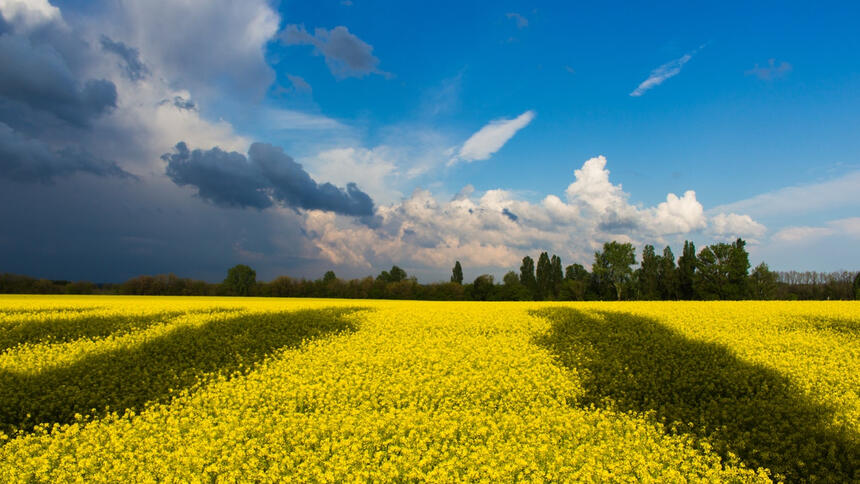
[0,296,856,482]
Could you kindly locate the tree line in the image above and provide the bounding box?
[2,238,858,300]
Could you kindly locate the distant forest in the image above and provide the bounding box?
[2,239,858,300]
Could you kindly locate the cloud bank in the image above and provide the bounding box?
[0,123,133,182]
[304,155,765,272]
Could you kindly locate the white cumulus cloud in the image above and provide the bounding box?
[709,213,766,239]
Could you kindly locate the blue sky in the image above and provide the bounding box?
[0,0,858,282]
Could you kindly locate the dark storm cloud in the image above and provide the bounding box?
[502,208,518,222]
[0,34,117,129]
[0,123,133,183]
[163,142,375,216]
[0,175,317,283]
[162,142,271,209]
[100,35,149,81]
[281,24,388,79]
[0,12,9,35]
[0,15,124,183]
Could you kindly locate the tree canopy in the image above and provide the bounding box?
[223,264,256,296]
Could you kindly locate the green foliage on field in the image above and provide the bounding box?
[0,307,360,435]
[534,307,860,483]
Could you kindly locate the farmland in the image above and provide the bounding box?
[0,296,857,482]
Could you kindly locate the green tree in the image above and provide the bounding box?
[323,270,337,283]
[592,241,636,300]
[750,262,778,300]
[471,274,495,301]
[550,254,564,299]
[536,252,552,300]
[519,256,537,299]
[562,263,590,301]
[498,271,530,300]
[636,244,660,300]
[658,246,679,300]
[853,272,860,300]
[223,264,256,296]
[389,265,407,283]
[565,263,589,282]
[678,240,697,299]
[695,239,749,300]
[377,265,408,283]
[727,238,751,298]
[451,261,464,284]
[695,244,730,299]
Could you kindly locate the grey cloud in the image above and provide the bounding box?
[100,35,149,81]
[502,208,518,222]
[598,213,639,232]
[0,31,117,130]
[746,59,792,80]
[281,24,389,79]
[250,143,374,216]
[0,12,9,35]
[0,6,130,185]
[172,96,196,110]
[163,142,272,209]
[452,184,475,201]
[0,122,134,183]
[0,174,323,283]
[163,142,375,216]
[402,228,442,249]
[157,96,196,111]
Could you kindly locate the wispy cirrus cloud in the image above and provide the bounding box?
[449,110,535,165]
[772,217,860,243]
[506,12,528,29]
[630,46,703,97]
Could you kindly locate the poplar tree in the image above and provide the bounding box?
[536,252,552,300]
[550,254,564,299]
[678,240,697,299]
[636,244,660,300]
[658,246,679,300]
[519,256,537,299]
[451,261,463,284]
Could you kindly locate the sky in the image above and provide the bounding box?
[0,0,858,283]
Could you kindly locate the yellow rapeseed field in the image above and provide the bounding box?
[0,296,857,482]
